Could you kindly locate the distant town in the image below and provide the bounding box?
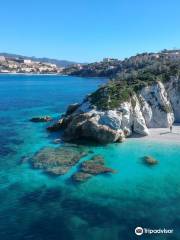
[0,55,66,74]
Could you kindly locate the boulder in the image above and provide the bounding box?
[47,115,74,132]
[30,116,52,122]
[143,156,158,166]
[65,103,80,115]
[63,112,124,143]
[47,121,62,131]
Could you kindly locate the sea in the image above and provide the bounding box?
[0,74,179,240]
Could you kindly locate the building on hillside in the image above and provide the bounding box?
[103,58,118,62]
[151,54,160,59]
[161,50,180,60]
[24,59,32,64]
[71,64,82,70]
[0,56,6,62]
[44,63,57,68]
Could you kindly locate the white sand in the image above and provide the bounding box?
[131,124,180,144]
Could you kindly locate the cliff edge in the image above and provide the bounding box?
[48,76,179,143]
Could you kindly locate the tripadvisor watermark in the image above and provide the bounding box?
[135,227,174,236]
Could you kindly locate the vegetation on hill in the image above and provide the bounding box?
[90,81,134,110]
[63,50,180,78]
[87,50,180,110]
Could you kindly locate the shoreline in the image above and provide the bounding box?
[130,124,180,144]
[0,73,108,79]
[0,72,62,76]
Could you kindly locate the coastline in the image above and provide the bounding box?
[0,73,108,79]
[1,74,180,240]
[0,72,63,76]
[130,124,180,144]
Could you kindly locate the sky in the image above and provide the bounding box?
[0,0,180,62]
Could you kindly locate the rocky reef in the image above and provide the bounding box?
[32,146,87,175]
[31,146,114,182]
[47,77,179,143]
[72,155,115,182]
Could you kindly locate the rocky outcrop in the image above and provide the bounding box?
[47,79,180,144]
[47,117,72,131]
[63,112,125,143]
[65,103,80,115]
[143,156,158,166]
[165,77,180,122]
[47,119,64,131]
[139,81,174,127]
[30,116,52,122]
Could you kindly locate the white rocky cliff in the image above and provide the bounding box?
[48,79,179,143]
[165,76,180,122]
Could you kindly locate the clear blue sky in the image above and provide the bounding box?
[0,0,179,62]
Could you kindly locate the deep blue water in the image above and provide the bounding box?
[0,74,180,240]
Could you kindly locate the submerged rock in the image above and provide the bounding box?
[45,166,70,175]
[143,156,158,166]
[72,155,116,182]
[81,161,115,175]
[90,155,105,164]
[30,116,52,122]
[31,146,87,175]
[19,156,30,164]
[72,172,92,182]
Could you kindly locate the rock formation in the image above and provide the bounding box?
[143,156,158,166]
[30,116,52,122]
[165,76,180,122]
[47,77,180,143]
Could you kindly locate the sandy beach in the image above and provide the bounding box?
[131,124,180,144]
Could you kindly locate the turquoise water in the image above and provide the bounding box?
[0,75,179,240]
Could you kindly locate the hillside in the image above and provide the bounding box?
[0,52,78,67]
[49,50,180,143]
[62,50,180,77]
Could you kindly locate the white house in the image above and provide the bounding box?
[24,59,32,64]
[0,56,6,62]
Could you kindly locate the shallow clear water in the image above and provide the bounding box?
[0,74,179,240]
